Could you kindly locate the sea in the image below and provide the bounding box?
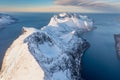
[0,12,120,80]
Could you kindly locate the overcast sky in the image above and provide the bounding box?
[0,0,120,13]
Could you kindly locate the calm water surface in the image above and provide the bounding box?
[82,14,120,80]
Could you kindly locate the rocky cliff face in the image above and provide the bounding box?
[0,13,93,80]
[114,34,120,57]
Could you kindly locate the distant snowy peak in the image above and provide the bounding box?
[0,13,16,25]
[48,13,93,31]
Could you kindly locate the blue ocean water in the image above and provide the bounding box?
[0,13,120,80]
[82,14,120,80]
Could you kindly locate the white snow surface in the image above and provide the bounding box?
[38,42,61,58]
[0,28,44,80]
[48,13,93,31]
[0,13,93,80]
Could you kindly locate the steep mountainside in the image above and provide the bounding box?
[114,34,120,57]
[0,13,93,80]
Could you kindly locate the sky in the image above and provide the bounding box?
[0,0,120,13]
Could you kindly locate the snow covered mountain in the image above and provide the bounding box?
[47,13,93,31]
[0,13,16,25]
[0,13,93,80]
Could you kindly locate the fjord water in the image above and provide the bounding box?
[82,14,120,80]
[0,13,120,80]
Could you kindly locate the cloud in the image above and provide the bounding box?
[54,0,120,13]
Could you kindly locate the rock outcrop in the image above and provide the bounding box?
[114,34,120,57]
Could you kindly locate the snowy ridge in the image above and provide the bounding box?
[0,13,16,25]
[0,28,44,80]
[0,13,93,80]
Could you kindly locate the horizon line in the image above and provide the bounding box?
[1,11,120,14]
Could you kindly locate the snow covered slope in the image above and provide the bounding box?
[48,13,93,31]
[0,13,93,80]
[0,28,44,80]
[0,13,16,25]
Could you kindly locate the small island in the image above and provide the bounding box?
[0,13,16,25]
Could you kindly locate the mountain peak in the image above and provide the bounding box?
[48,12,93,31]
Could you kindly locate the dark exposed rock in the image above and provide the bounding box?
[24,31,90,80]
[114,34,120,57]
